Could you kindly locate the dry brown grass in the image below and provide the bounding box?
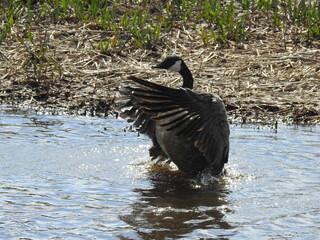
[0,19,319,124]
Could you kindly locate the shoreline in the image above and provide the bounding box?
[1,22,319,125]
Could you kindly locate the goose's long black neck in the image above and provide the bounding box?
[180,62,193,89]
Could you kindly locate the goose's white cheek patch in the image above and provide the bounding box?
[168,60,182,72]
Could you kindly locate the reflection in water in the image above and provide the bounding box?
[120,176,233,239]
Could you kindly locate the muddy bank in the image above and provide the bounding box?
[0,21,319,125]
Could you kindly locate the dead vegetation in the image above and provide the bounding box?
[0,1,319,125]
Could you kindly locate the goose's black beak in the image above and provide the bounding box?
[151,64,161,69]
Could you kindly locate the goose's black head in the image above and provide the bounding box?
[152,56,193,89]
[152,56,183,72]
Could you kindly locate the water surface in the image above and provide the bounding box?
[0,107,319,239]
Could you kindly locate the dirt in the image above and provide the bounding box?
[0,20,319,125]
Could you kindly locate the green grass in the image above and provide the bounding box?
[0,0,319,50]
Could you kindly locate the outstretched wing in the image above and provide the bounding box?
[115,82,168,161]
[123,76,230,174]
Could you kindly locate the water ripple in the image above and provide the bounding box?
[0,107,319,239]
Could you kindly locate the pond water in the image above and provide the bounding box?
[0,107,319,240]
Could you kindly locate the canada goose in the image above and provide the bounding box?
[117,56,230,176]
